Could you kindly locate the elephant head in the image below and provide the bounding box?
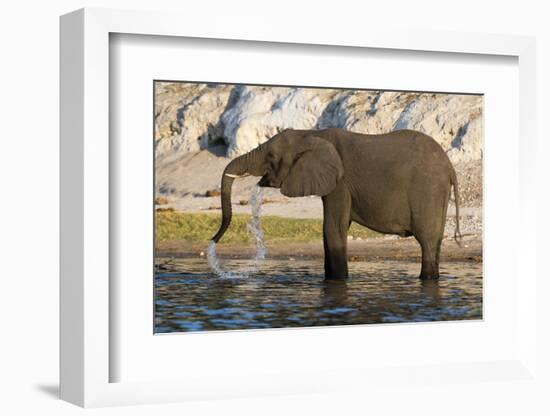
[211,130,344,243]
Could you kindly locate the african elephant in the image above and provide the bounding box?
[211,128,461,280]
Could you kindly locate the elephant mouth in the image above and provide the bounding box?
[258,175,279,188]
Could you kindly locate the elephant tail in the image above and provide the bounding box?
[451,170,463,247]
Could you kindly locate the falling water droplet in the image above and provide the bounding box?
[247,185,267,269]
[207,185,267,278]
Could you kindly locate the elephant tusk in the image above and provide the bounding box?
[224,173,250,178]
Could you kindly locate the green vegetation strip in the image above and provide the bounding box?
[156,211,380,244]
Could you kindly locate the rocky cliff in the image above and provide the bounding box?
[155,82,482,164]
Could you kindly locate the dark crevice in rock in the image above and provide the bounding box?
[451,122,470,149]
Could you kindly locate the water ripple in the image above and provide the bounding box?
[155,258,482,333]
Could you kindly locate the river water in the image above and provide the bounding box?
[154,258,482,333]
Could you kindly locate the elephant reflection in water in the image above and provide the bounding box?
[420,280,441,302]
[321,280,349,306]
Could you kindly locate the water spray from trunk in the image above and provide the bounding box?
[207,186,266,278]
[247,186,266,266]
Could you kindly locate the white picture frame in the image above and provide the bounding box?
[60,7,538,408]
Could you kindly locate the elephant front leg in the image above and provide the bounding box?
[322,183,352,280]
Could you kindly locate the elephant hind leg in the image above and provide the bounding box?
[410,178,450,280]
[417,236,442,280]
[414,210,446,280]
[412,202,448,280]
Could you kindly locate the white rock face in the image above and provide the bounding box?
[155,83,234,159]
[155,83,483,164]
[221,86,341,157]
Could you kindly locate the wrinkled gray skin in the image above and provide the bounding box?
[212,128,461,280]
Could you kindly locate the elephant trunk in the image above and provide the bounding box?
[211,146,265,243]
[211,172,235,243]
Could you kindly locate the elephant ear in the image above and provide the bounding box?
[280,135,344,197]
